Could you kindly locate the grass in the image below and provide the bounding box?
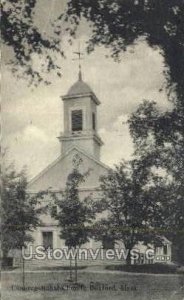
[1,268,184,300]
[37,265,87,271]
[105,263,183,274]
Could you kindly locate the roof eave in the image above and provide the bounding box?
[62,92,101,105]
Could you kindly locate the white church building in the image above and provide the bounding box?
[28,70,109,251]
[27,70,171,264]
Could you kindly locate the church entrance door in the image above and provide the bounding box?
[42,231,53,250]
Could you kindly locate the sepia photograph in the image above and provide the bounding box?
[1,1,184,299]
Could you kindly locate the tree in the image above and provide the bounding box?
[2,0,183,100]
[1,163,47,266]
[64,0,184,104]
[95,160,170,265]
[64,0,184,265]
[51,164,96,281]
[129,100,184,264]
[1,0,63,85]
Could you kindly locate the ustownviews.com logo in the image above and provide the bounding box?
[22,246,170,262]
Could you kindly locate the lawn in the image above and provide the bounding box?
[105,263,184,274]
[1,268,184,300]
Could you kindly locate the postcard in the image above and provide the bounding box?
[1,1,184,299]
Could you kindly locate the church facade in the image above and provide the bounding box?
[28,71,109,250]
[27,71,172,264]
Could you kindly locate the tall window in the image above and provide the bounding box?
[42,232,53,250]
[92,112,96,130]
[163,245,168,255]
[71,109,83,131]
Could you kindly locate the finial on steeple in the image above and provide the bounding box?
[73,42,84,81]
[79,67,82,81]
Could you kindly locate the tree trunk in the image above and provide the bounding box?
[126,250,132,265]
[22,256,25,289]
[69,247,73,282]
[69,257,73,281]
[74,249,78,283]
[124,243,134,266]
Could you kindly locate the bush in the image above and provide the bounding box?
[177,266,184,274]
[1,257,14,268]
[39,265,87,271]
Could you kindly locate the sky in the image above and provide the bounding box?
[2,0,172,179]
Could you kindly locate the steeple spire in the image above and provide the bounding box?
[79,66,82,81]
[73,42,84,81]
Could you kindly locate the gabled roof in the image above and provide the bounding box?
[28,146,110,191]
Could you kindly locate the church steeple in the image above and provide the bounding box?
[58,72,103,160]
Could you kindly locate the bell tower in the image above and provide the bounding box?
[58,70,103,160]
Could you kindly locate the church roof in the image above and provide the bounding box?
[67,79,93,96]
[27,146,110,192]
[63,71,101,105]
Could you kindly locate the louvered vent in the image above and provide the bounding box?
[92,112,96,130]
[71,109,83,131]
